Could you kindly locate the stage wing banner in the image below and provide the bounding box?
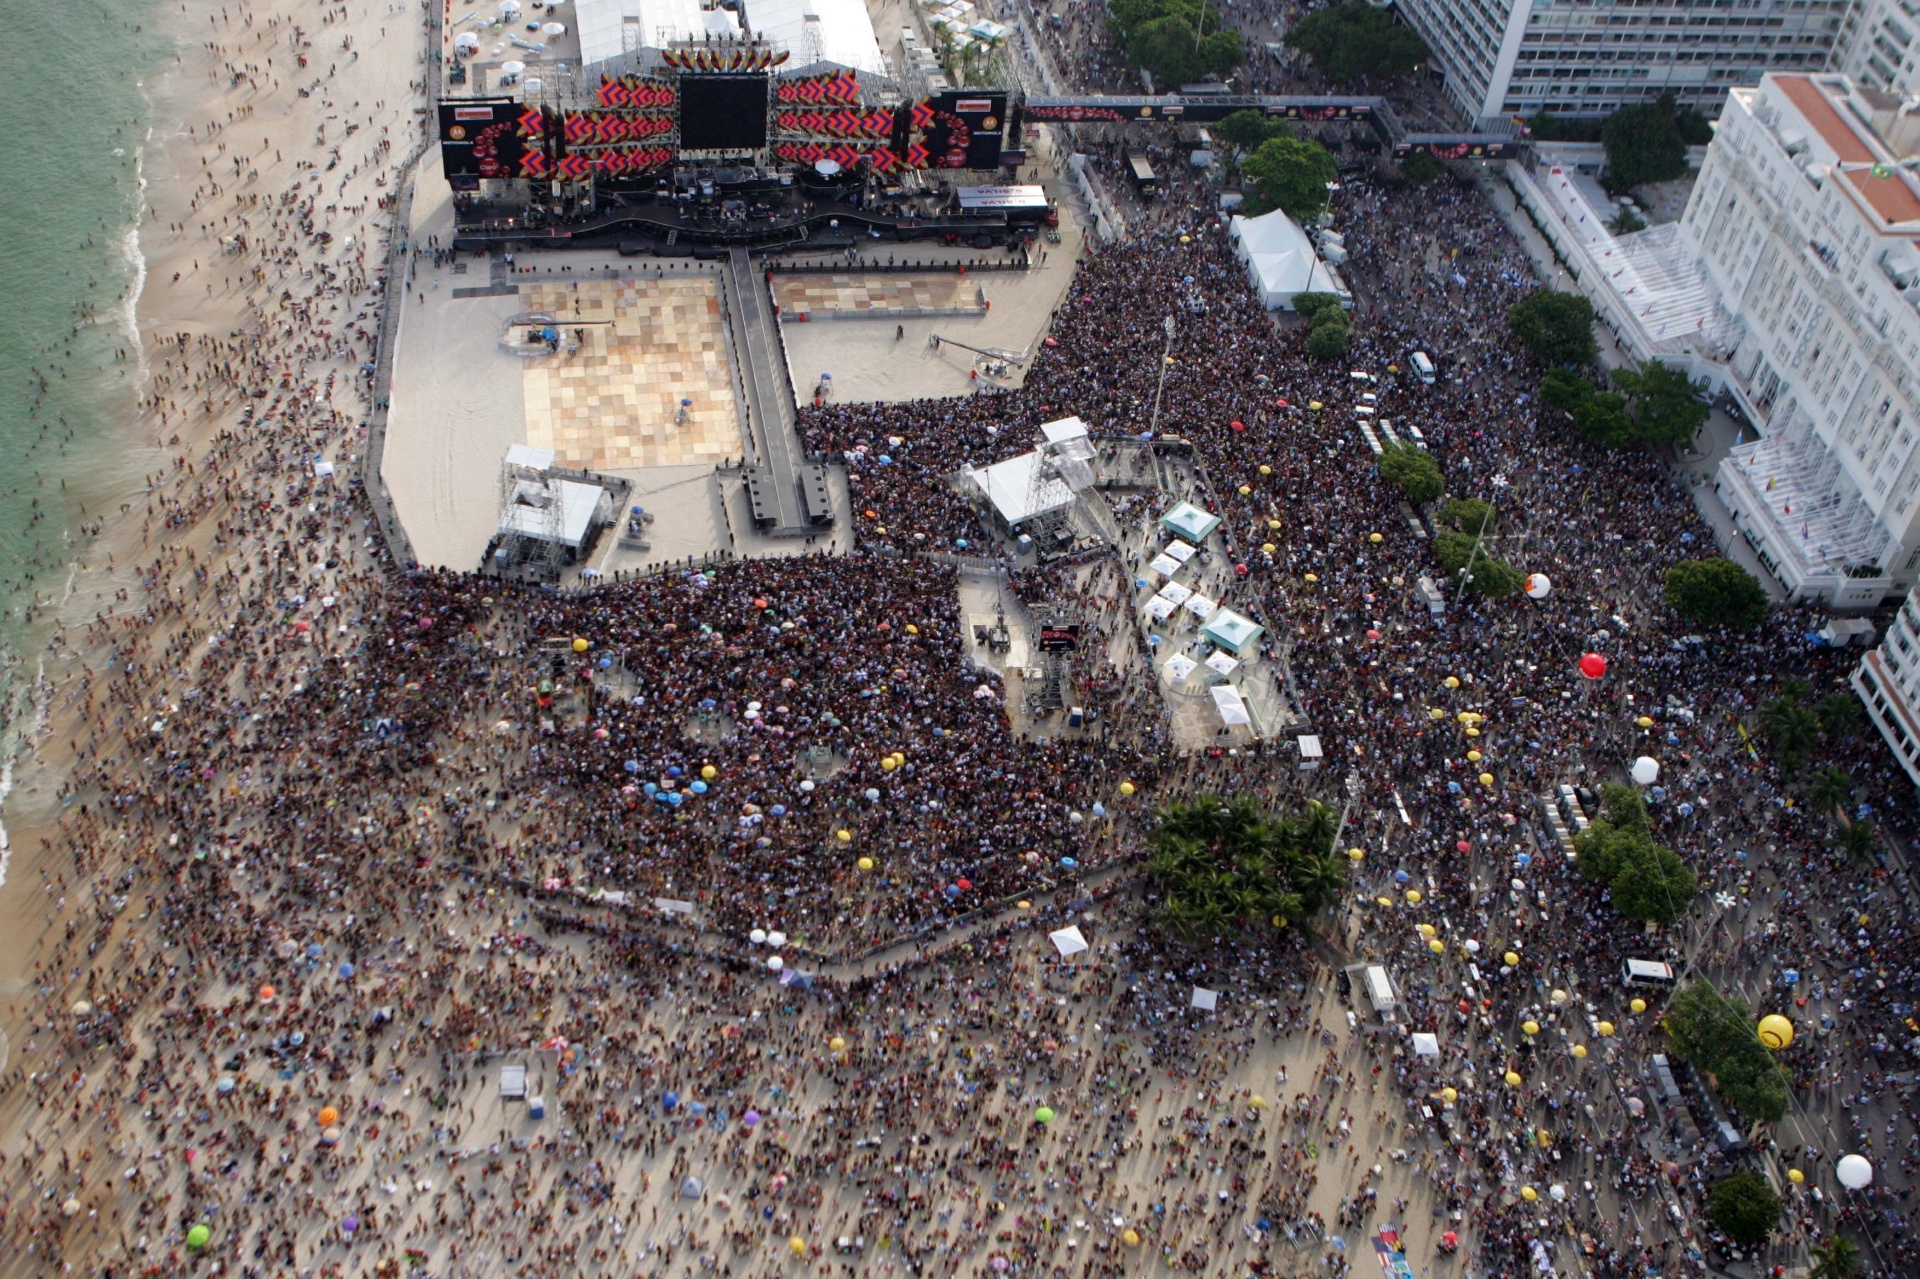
[440,101,527,181]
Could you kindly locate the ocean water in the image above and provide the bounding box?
[0,0,167,872]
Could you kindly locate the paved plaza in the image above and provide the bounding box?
[771,272,985,318]
[520,278,740,471]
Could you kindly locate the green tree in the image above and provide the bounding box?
[1664,558,1769,629]
[1758,694,1820,766]
[1400,148,1440,184]
[1240,135,1338,221]
[1810,1235,1864,1279]
[1440,497,1494,534]
[1603,95,1689,192]
[1600,782,1651,832]
[1508,289,1597,367]
[1611,360,1709,446]
[1306,324,1348,360]
[1148,795,1349,940]
[1608,842,1698,927]
[1808,766,1853,818]
[1378,442,1444,505]
[1283,3,1428,83]
[1815,692,1865,738]
[1708,1172,1782,1246]
[1662,981,1790,1122]
[1609,205,1648,235]
[1834,820,1878,863]
[1217,108,1287,155]
[1130,14,1244,87]
[1540,367,1596,415]
[1573,391,1637,449]
[1291,291,1343,322]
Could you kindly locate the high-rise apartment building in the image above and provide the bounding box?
[1833,0,1920,97]
[1681,73,1920,608]
[1855,593,1920,787]
[1395,0,1845,124]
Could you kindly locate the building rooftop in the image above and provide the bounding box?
[1770,74,1920,231]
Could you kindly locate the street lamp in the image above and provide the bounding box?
[1456,474,1509,598]
[1147,314,1176,439]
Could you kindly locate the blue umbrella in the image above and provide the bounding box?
[663,1090,679,1109]
[337,962,355,979]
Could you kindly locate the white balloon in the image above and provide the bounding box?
[767,955,784,971]
[766,930,787,949]
[749,928,767,945]
[1525,573,1551,600]
[1836,1154,1874,1189]
[1548,1184,1567,1203]
[864,788,881,802]
[1630,756,1660,786]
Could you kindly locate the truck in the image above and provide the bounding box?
[1125,150,1158,198]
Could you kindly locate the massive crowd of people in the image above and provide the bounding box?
[7,4,1920,1279]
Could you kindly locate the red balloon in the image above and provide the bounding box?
[1578,653,1608,680]
[1276,398,1289,408]
[1230,420,1246,432]
[957,878,972,891]
[1234,563,1250,576]
[1366,629,1381,640]
[1455,840,1471,854]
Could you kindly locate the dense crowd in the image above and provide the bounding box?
[9,3,1920,1279]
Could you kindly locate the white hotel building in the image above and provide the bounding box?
[1392,0,1844,124]
[1680,73,1920,608]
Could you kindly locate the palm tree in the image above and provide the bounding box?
[1758,696,1819,768]
[1808,766,1853,819]
[1289,854,1350,916]
[1815,692,1864,740]
[1835,820,1878,864]
[1810,1234,1862,1279]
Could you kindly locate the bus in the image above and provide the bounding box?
[1125,150,1158,198]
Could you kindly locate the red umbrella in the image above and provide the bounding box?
[1578,653,1608,679]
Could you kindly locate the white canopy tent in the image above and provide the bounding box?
[1148,553,1182,577]
[1163,653,1199,681]
[1205,652,1239,676]
[1229,208,1351,312]
[1048,925,1089,957]
[1411,1031,1440,1058]
[1156,581,1193,606]
[1190,987,1220,1011]
[1145,596,1178,621]
[1211,684,1252,726]
[965,452,1075,528]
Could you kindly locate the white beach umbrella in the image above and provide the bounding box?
[500,60,527,77]
[541,21,566,35]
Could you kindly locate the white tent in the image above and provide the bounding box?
[1163,653,1199,681]
[1183,592,1218,619]
[1145,596,1178,621]
[1411,1031,1440,1058]
[965,452,1074,528]
[1049,925,1089,957]
[1148,553,1182,577]
[1229,209,1351,312]
[1190,986,1220,1010]
[1163,540,1198,563]
[1205,652,1239,676]
[1156,581,1193,606]
[1211,684,1252,726]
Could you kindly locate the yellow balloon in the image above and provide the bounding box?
[1417,922,1436,937]
[1268,518,1282,530]
[1441,1086,1458,1103]
[1308,401,1323,411]
[1629,998,1647,1014]
[1123,1228,1142,1247]
[1465,726,1481,738]
[1428,708,1447,721]
[1479,773,1495,786]
[1520,1186,1537,1202]
[1017,900,1031,910]
[1405,889,1423,904]
[572,637,590,652]
[1429,939,1445,954]
[837,829,852,843]
[1503,951,1520,967]
[1596,1020,1615,1037]
[1572,1044,1588,1058]
[1788,1168,1805,1184]
[1375,896,1395,908]
[881,757,899,772]
[1466,750,1482,763]
[1261,542,1277,555]
[1250,1094,1269,1109]
[1444,676,1461,689]
[1368,531,1384,544]
[1238,485,1252,496]
[1119,781,1136,797]
[1504,1071,1522,1087]
[1259,465,1273,476]
[857,856,874,871]
[1636,716,1654,728]
[1757,1014,1795,1050]
[1550,989,1568,1004]
[701,764,718,781]
[1347,847,1364,861]
[1304,573,1320,583]
[829,1036,847,1053]
[1522,1020,1540,1036]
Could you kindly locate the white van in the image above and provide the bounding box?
[1402,424,1428,451]
[1621,958,1677,988]
[1410,351,1436,385]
